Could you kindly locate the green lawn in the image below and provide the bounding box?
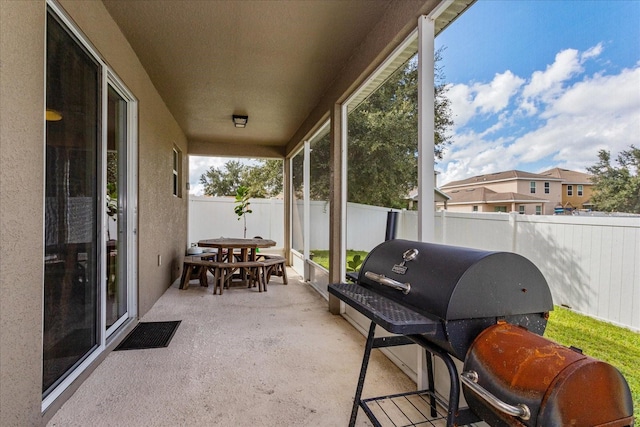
[309,250,368,271]
[311,251,639,420]
[545,306,639,421]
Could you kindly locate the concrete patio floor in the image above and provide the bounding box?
[47,269,416,426]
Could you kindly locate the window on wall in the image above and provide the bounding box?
[578,185,583,196]
[173,146,182,197]
[536,206,542,215]
[519,205,525,214]
[530,181,536,194]
[472,205,478,212]
[544,182,550,194]
[494,206,507,212]
[567,185,573,196]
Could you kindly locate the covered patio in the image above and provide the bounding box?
[0,0,477,424]
[47,271,418,426]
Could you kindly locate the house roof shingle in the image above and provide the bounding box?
[539,167,593,184]
[444,187,549,205]
[441,170,562,189]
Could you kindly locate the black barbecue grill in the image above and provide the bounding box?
[329,239,634,427]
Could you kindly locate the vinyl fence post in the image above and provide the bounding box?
[509,211,518,253]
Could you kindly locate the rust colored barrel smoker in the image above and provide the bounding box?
[462,322,634,427]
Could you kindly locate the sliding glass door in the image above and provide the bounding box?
[105,84,129,333]
[43,11,101,395]
[43,4,137,404]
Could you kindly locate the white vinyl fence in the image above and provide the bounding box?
[432,212,640,332]
[189,196,285,246]
[189,196,640,331]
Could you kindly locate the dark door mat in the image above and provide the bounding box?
[115,321,181,351]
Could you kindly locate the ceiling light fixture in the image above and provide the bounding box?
[232,114,248,128]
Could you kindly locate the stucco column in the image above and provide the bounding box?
[328,103,345,314]
[0,1,45,424]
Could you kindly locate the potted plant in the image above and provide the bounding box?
[234,186,252,238]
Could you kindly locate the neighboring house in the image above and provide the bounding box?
[439,169,595,215]
[438,170,563,215]
[540,168,594,212]
[406,187,451,210]
[441,187,549,214]
[407,172,451,210]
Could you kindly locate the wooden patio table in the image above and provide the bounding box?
[198,238,276,289]
[198,237,276,262]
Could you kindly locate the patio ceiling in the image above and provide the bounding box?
[101,0,473,157]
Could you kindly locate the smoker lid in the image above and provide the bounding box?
[463,323,634,427]
[358,239,553,321]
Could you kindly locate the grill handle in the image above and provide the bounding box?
[460,370,531,421]
[364,271,411,294]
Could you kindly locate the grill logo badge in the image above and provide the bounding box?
[392,248,418,275]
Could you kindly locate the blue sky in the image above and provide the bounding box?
[434,0,640,185]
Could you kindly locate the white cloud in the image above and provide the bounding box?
[439,46,640,185]
[519,99,537,116]
[509,66,640,166]
[543,66,640,118]
[188,156,227,195]
[448,83,476,128]
[479,119,504,137]
[581,43,603,62]
[474,71,525,114]
[439,132,518,185]
[521,48,584,102]
[449,71,524,129]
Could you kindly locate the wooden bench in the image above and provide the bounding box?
[210,261,265,294]
[258,256,288,291]
[179,254,217,290]
[181,254,286,294]
[180,256,265,294]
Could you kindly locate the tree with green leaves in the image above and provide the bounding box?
[243,159,283,198]
[305,49,452,208]
[199,159,283,198]
[234,186,253,238]
[199,160,246,196]
[586,145,640,214]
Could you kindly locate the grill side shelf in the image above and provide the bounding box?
[328,283,438,335]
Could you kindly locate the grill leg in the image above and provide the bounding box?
[409,335,476,427]
[425,350,437,418]
[349,321,377,427]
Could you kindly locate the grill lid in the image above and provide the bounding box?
[357,239,553,321]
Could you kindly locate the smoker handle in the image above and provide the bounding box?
[364,271,411,294]
[460,371,531,421]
